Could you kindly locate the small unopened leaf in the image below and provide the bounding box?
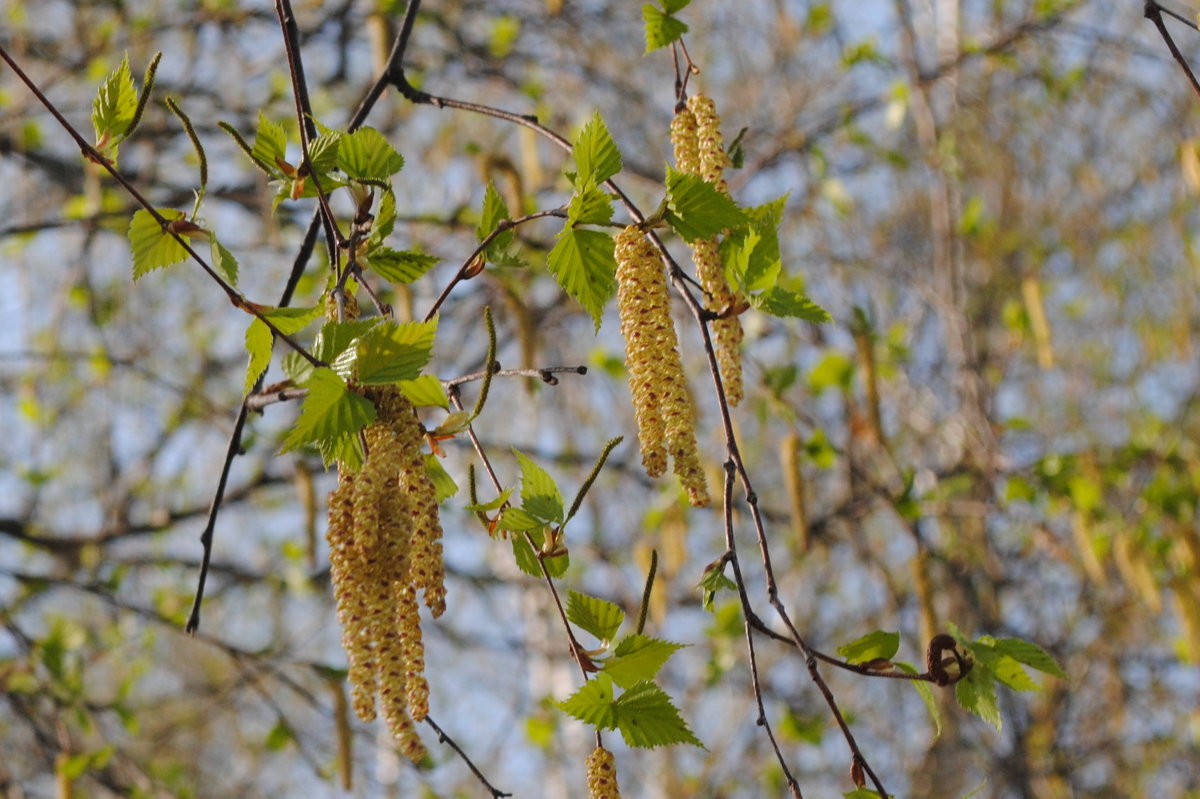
[251,113,288,175]
[566,590,625,641]
[955,662,1001,732]
[431,410,472,436]
[210,237,239,286]
[92,54,137,145]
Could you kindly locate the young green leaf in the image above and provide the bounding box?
[209,236,239,286]
[566,591,625,642]
[477,181,515,262]
[312,319,375,364]
[250,113,288,175]
[697,562,737,612]
[643,5,690,52]
[369,189,397,247]
[128,209,190,279]
[546,228,617,329]
[514,449,564,524]
[837,631,900,665]
[663,167,746,242]
[611,680,703,749]
[280,367,376,463]
[349,319,437,385]
[749,287,831,322]
[954,661,1002,732]
[424,453,458,502]
[604,634,686,689]
[91,54,137,151]
[304,130,342,177]
[567,181,615,227]
[990,638,1066,679]
[895,661,941,738]
[363,248,439,285]
[397,375,449,409]
[464,487,513,514]
[510,530,569,577]
[559,672,619,730]
[573,112,622,186]
[337,127,404,180]
[499,506,547,533]
[242,306,322,395]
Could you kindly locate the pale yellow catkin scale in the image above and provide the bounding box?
[680,95,745,407]
[614,226,709,506]
[586,746,622,799]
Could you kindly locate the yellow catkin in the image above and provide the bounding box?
[326,473,379,722]
[586,746,622,799]
[325,386,445,758]
[670,108,700,176]
[678,95,745,407]
[615,226,709,506]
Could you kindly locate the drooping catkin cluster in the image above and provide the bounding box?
[585,746,622,799]
[615,225,709,507]
[325,385,445,762]
[675,96,745,406]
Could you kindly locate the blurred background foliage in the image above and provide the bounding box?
[2,0,1199,796]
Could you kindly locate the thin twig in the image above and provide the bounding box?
[424,715,512,798]
[1146,1,1200,102]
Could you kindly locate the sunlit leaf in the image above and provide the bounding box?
[566,591,625,641]
[547,228,616,329]
[837,630,900,665]
[573,112,622,186]
[338,126,404,180]
[128,209,189,279]
[604,634,686,688]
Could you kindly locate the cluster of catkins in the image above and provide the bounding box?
[324,301,445,761]
[672,94,745,406]
[586,746,622,799]
[615,225,710,507]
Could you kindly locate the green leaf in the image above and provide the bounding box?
[612,681,703,748]
[210,237,239,286]
[364,248,439,285]
[663,167,746,242]
[604,634,686,689]
[837,631,900,665]
[280,367,376,464]
[567,181,615,226]
[547,228,616,329]
[955,660,1002,732]
[128,209,189,279]
[478,181,514,261]
[514,449,564,523]
[91,54,137,145]
[559,672,618,730]
[281,350,314,387]
[895,661,941,738]
[397,375,449,409]
[370,189,397,246]
[992,656,1041,692]
[464,487,514,513]
[424,454,458,502]
[566,590,625,641]
[307,130,342,175]
[749,287,830,322]
[264,718,294,751]
[843,791,884,799]
[697,562,737,612]
[242,306,322,395]
[991,638,1066,679]
[251,112,288,175]
[313,319,375,364]
[350,319,437,385]
[499,506,547,533]
[573,112,623,186]
[337,127,404,180]
[643,5,689,52]
[510,530,569,577]
[661,0,691,12]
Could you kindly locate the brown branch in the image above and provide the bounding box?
[1146,1,1200,102]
